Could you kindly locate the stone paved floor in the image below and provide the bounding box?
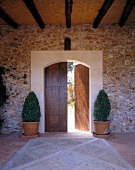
[106,132,135,168]
[0,132,135,170]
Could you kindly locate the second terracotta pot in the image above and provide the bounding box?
[93,121,110,135]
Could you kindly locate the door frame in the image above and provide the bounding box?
[31,51,103,133]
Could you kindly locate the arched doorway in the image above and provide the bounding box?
[31,51,103,133]
[44,62,89,132]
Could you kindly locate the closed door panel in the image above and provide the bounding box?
[45,62,67,132]
[75,64,89,131]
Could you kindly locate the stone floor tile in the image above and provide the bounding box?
[0,132,135,169]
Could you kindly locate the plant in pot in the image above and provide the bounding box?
[93,89,111,135]
[0,66,8,133]
[22,91,41,136]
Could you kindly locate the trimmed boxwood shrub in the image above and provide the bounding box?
[22,91,41,122]
[94,89,111,121]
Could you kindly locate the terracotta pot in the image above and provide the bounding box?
[23,122,39,136]
[93,121,110,135]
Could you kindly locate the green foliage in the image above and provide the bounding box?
[68,62,74,73]
[22,91,41,122]
[94,89,111,121]
[0,118,4,129]
[0,66,8,107]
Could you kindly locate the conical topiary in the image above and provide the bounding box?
[22,91,41,122]
[94,89,111,121]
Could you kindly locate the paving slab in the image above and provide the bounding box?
[2,136,135,170]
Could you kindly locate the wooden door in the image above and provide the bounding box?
[75,64,89,131]
[45,62,67,132]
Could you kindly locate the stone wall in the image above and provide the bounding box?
[0,24,135,133]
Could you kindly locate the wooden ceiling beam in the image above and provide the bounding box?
[64,38,71,50]
[119,0,135,27]
[23,0,45,29]
[65,0,73,29]
[93,0,114,28]
[0,7,19,29]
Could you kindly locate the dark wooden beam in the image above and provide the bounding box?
[119,0,135,27]
[64,38,71,50]
[65,0,73,29]
[0,7,19,29]
[23,0,45,29]
[93,0,114,28]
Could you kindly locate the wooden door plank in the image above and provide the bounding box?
[45,62,67,132]
[75,64,89,131]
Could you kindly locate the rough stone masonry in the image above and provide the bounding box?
[0,24,135,133]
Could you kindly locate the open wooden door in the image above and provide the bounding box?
[45,62,67,132]
[75,64,89,131]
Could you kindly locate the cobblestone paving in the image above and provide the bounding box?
[2,137,135,170]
